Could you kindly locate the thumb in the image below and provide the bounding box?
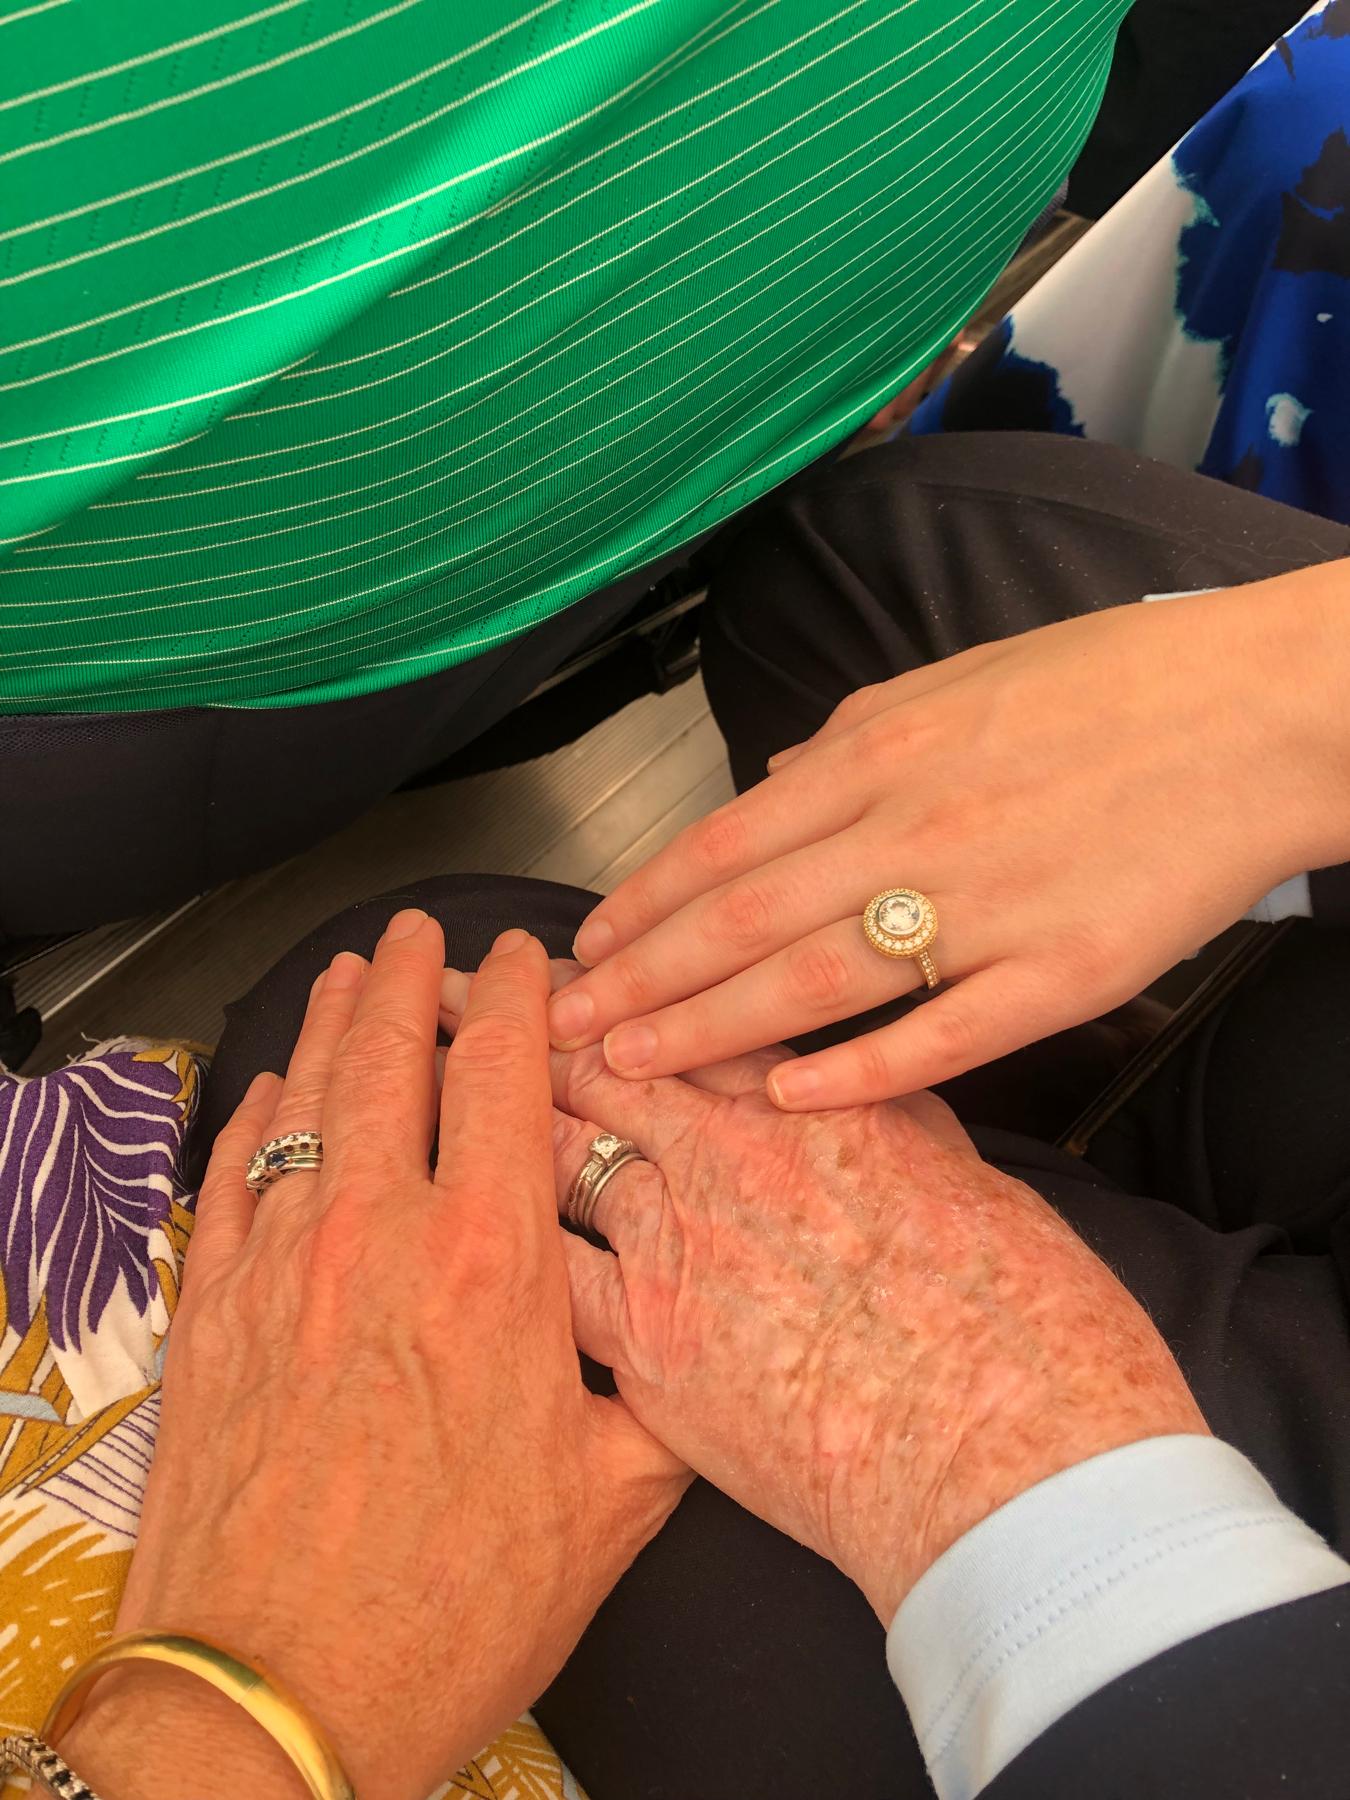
[562,1229,631,1369]
[589,1388,689,1491]
[567,1234,690,1509]
[583,1387,691,1557]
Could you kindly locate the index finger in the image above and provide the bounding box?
[569,755,858,968]
[436,931,554,1237]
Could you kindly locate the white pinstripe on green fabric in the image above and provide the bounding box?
[0,0,1126,709]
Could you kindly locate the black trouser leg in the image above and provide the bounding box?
[0,577,643,937]
[196,870,1350,1800]
[699,431,1350,788]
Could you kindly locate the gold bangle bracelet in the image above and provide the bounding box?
[41,1630,356,1800]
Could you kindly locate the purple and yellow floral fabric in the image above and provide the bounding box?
[0,1037,583,1800]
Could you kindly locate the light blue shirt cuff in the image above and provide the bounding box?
[887,1434,1350,1800]
[1245,871,1312,923]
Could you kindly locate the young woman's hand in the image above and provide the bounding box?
[546,568,1349,1107]
[63,915,686,1800]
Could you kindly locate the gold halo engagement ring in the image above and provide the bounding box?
[862,888,940,989]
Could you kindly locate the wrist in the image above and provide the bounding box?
[834,1188,1208,1625]
[851,1409,1210,1630]
[55,1665,311,1800]
[1213,560,1350,879]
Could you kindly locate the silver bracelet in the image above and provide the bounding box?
[1,1731,102,1799]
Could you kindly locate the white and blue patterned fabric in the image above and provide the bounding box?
[910,0,1350,526]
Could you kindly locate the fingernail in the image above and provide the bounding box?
[244,1071,276,1103]
[572,917,615,966]
[493,928,529,954]
[605,1023,658,1073]
[769,1065,821,1108]
[326,951,366,990]
[384,907,428,942]
[309,969,327,999]
[439,967,470,1011]
[548,989,594,1045]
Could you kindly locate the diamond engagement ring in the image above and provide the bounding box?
[245,1131,325,1195]
[566,1133,647,1235]
[862,888,941,988]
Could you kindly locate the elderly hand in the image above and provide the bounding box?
[445,968,1206,1624]
[61,915,686,1800]
[546,568,1349,1106]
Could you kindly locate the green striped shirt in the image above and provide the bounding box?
[0,0,1124,712]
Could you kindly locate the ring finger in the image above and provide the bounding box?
[597,909,968,1081]
[251,951,368,1210]
[551,1109,666,1248]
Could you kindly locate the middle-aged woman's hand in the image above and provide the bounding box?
[61,913,686,1800]
[546,565,1349,1107]
[442,970,1207,1628]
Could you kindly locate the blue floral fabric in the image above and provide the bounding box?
[910,0,1350,526]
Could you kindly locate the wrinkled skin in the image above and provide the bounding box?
[546,569,1350,1108]
[442,964,1207,1624]
[67,924,1205,1800]
[64,921,686,1800]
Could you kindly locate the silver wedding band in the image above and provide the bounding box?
[245,1130,324,1195]
[566,1133,647,1234]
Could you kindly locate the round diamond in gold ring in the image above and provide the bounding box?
[862,888,940,989]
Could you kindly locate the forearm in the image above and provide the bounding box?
[831,1167,1208,1625]
[55,1667,310,1800]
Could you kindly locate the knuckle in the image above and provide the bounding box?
[857,705,911,761]
[926,1003,981,1072]
[562,1044,613,1114]
[911,791,976,856]
[832,683,879,726]
[167,1292,235,1369]
[449,1231,509,1295]
[340,1012,426,1070]
[689,806,749,878]
[705,880,774,951]
[607,952,660,1013]
[446,1014,531,1073]
[196,1168,230,1213]
[271,1070,328,1127]
[1056,920,1115,986]
[290,1216,362,1305]
[612,868,657,931]
[312,982,358,1024]
[783,939,853,1010]
[201,1135,252,1194]
[851,1036,898,1096]
[444,1190,548,1297]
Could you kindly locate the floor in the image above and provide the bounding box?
[18,677,732,1073]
